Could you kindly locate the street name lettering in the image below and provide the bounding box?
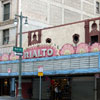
[13,47,23,53]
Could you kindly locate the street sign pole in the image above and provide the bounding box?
[14,11,28,100]
[39,76,41,100]
[18,12,23,100]
[38,66,43,100]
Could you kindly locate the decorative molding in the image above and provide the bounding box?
[9,51,19,60]
[89,22,100,43]
[0,0,12,4]
[59,44,75,55]
[28,30,41,46]
[90,43,100,52]
[2,53,9,61]
[85,20,89,44]
[1,42,100,61]
[76,43,89,54]
[89,22,100,36]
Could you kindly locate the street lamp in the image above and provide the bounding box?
[14,12,28,100]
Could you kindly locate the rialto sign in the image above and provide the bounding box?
[1,43,100,61]
[23,46,57,59]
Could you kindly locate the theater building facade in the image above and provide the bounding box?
[0,17,100,100]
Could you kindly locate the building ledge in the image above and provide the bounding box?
[0,19,14,26]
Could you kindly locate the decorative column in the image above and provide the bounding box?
[84,20,90,44]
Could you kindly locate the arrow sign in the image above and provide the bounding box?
[15,52,23,56]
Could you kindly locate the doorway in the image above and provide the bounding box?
[0,79,10,96]
[50,78,71,100]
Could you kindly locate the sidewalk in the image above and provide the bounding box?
[0,96,16,100]
[0,96,32,100]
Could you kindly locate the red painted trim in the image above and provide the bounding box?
[16,17,100,45]
[28,29,42,46]
[85,20,89,44]
[17,17,100,35]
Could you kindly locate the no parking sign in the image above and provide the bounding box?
[38,66,43,76]
[8,68,11,73]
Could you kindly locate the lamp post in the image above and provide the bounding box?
[14,12,28,100]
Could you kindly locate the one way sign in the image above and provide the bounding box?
[15,52,23,56]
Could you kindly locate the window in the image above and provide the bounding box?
[3,3,10,21]
[46,38,52,43]
[91,35,98,44]
[73,34,79,44]
[3,29,9,45]
[96,1,100,14]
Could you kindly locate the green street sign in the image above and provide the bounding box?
[13,47,23,53]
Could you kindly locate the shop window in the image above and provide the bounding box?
[3,29,9,45]
[46,38,52,43]
[3,3,10,21]
[96,1,100,14]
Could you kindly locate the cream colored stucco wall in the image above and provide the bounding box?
[20,22,85,50]
[42,22,85,49]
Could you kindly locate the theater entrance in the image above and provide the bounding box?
[50,77,71,100]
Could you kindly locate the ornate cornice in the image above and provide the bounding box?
[0,19,14,26]
[0,0,12,3]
